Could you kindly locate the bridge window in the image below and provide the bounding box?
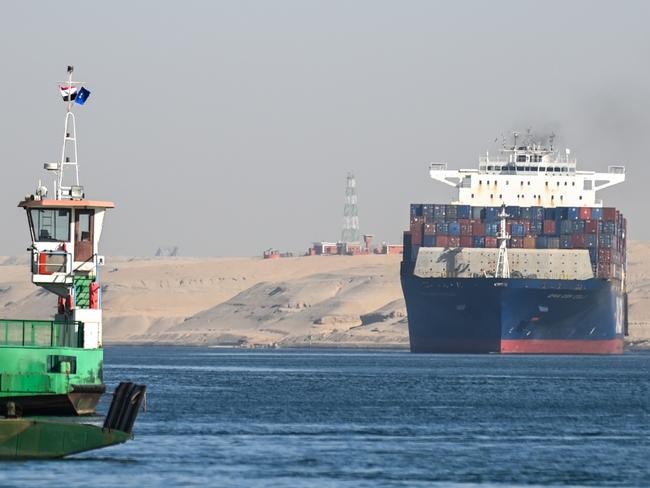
[29,209,70,242]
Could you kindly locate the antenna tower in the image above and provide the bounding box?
[341,172,360,243]
[55,66,83,199]
[495,205,510,278]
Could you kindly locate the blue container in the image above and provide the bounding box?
[472,206,484,219]
[410,204,423,218]
[436,223,449,235]
[547,237,560,248]
[560,236,573,249]
[448,222,461,236]
[446,205,458,220]
[486,223,499,236]
[556,207,569,220]
[599,235,615,248]
[511,223,525,237]
[506,206,521,219]
[423,204,434,221]
[473,236,485,248]
[529,221,543,236]
[457,205,471,219]
[602,221,616,235]
[536,236,548,248]
[560,220,573,235]
[433,204,446,222]
[585,234,597,248]
[568,207,580,220]
[544,208,557,220]
[423,234,436,247]
[485,207,499,222]
[531,206,544,221]
[572,220,585,233]
[520,207,532,219]
[591,207,603,220]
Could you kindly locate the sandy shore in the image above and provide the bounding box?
[2,242,650,349]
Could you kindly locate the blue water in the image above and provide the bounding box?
[2,347,650,487]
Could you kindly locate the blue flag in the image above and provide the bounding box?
[75,87,91,105]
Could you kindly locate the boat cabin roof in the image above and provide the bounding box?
[18,199,115,209]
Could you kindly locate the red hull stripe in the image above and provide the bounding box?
[501,339,623,354]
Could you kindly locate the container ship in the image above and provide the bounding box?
[401,133,628,354]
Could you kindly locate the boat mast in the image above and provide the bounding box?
[495,205,510,278]
[54,66,82,200]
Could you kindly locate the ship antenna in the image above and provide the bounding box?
[55,66,83,200]
[495,205,510,279]
[513,131,519,148]
[549,132,555,151]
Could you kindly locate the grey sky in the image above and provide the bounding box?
[1,1,649,256]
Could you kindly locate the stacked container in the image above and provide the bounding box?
[406,204,626,280]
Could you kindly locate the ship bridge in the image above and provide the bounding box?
[429,138,625,207]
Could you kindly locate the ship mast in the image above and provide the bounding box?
[50,66,83,200]
[495,205,510,278]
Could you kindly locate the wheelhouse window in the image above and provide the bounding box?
[29,209,70,242]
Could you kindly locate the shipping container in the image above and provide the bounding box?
[511,223,526,237]
[586,234,597,248]
[423,234,435,247]
[568,207,580,220]
[584,220,599,234]
[544,208,557,220]
[433,204,446,222]
[486,223,499,237]
[448,222,461,236]
[460,224,473,236]
[602,207,616,221]
[560,236,573,249]
[536,236,548,248]
[410,204,423,218]
[457,205,471,219]
[460,236,473,247]
[485,236,498,248]
[436,235,449,247]
[424,223,436,234]
[485,207,500,222]
[520,207,531,219]
[523,236,536,249]
[473,236,485,248]
[506,206,521,219]
[572,220,586,233]
[547,237,560,249]
[580,207,592,220]
[511,237,524,248]
[572,234,586,248]
[472,206,484,219]
[543,220,557,235]
[591,207,603,220]
[560,220,573,235]
[531,207,544,221]
[472,222,486,236]
[436,223,449,235]
[448,236,460,247]
[446,205,458,220]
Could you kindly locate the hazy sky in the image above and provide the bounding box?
[1,1,649,256]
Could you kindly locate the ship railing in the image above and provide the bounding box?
[31,250,72,276]
[0,319,84,348]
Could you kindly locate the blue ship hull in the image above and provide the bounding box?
[400,262,627,354]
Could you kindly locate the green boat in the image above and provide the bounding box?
[0,382,146,459]
[0,67,114,416]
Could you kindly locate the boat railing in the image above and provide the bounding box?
[0,320,84,348]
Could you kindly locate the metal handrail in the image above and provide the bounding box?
[0,319,84,348]
[31,250,72,275]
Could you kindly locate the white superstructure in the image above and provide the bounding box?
[429,133,625,207]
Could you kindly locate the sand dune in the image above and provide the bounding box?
[2,245,650,348]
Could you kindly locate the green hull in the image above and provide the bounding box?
[0,419,131,459]
[0,320,104,416]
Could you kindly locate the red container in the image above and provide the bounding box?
[436,235,449,247]
[572,234,586,248]
[460,236,473,247]
[580,207,592,220]
[511,237,524,248]
[424,223,436,234]
[448,236,460,247]
[584,220,599,234]
[458,219,471,226]
[598,248,612,262]
[472,222,486,236]
[603,207,617,221]
[485,237,498,248]
[543,220,556,235]
[460,224,473,236]
[523,236,536,249]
